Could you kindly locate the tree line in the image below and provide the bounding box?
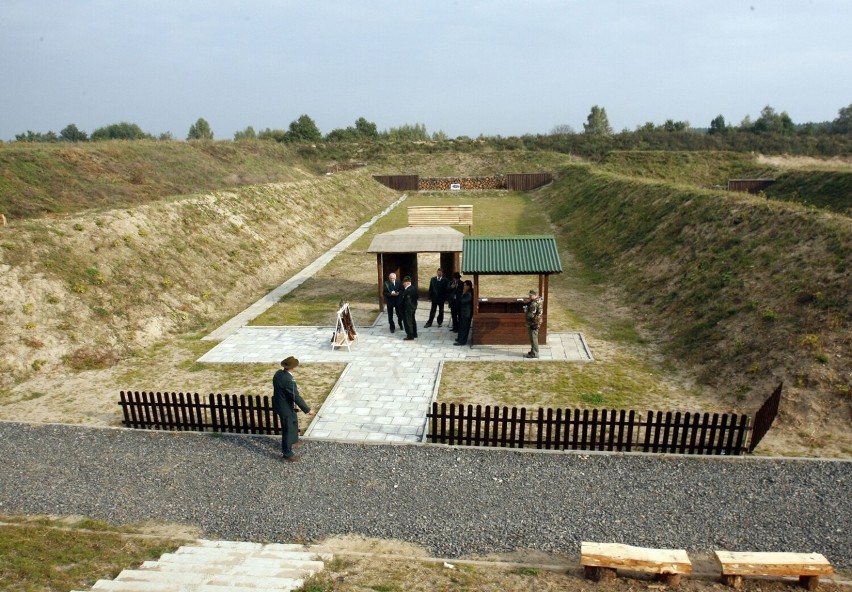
[9,103,852,156]
[11,115,443,144]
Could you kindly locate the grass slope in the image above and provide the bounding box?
[765,170,852,214]
[0,170,399,387]
[598,150,776,187]
[538,164,851,450]
[0,140,318,219]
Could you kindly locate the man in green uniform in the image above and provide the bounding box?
[524,289,544,359]
[272,356,315,462]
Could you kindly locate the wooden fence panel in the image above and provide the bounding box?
[425,402,754,455]
[118,389,769,457]
[506,173,553,191]
[373,175,419,191]
[749,383,783,452]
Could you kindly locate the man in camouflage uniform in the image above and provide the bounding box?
[524,289,544,359]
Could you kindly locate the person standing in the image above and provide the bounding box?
[447,272,463,332]
[272,356,315,462]
[424,268,447,328]
[383,272,404,333]
[524,289,544,358]
[454,280,474,346]
[401,275,418,340]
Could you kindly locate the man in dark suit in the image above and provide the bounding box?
[272,356,315,462]
[424,268,447,328]
[401,275,418,340]
[383,272,404,333]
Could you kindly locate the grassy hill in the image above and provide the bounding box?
[0,140,319,219]
[0,170,400,386]
[764,170,852,214]
[538,164,851,447]
[597,150,776,187]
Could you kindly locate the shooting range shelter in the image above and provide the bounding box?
[367,226,464,311]
[462,235,563,346]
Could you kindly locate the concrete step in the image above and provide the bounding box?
[174,545,321,562]
[139,561,316,579]
[196,585,303,592]
[155,551,325,570]
[81,540,325,592]
[205,574,302,588]
[115,569,208,584]
[197,540,307,553]
[91,580,180,592]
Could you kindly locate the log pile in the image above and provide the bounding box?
[418,176,506,190]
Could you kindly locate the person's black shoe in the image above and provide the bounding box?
[451,328,459,333]
[404,337,415,341]
[437,323,442,327]
[424,323,432,328]
[390,326,395,333]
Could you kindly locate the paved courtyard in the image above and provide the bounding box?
[199,193,593,443]
[199,311,592,443]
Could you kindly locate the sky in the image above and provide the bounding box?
[1,0,851,142]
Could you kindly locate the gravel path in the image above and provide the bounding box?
[1,421,849,568]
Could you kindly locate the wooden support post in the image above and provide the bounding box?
[721,574,743,589]
[584,566,617,582]
[799,575,820,591]
[376,253,385,312]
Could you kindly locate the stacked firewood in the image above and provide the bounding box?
[418,176,506,190]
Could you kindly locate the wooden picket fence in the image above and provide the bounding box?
[427,384,783,456]
[118,383,783,456]
[427,405,750,455]
[118,391,284,434]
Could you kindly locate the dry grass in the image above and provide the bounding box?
[0,515,189,592]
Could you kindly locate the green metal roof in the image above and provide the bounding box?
[462,235,563,274]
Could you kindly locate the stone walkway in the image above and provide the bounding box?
[198,191,593,443]
[199,312,592,443]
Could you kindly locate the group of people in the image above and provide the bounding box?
[383,268,474,345]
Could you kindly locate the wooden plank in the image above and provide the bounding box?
[581,542,692,574]
[713,551,833,577]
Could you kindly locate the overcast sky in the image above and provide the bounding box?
[2,0,851,141]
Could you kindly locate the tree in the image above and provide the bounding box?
[91,122,150,140]
[662,119,689,132]
[432,130,448,141]
[326,117,379,141]
[386,123,429,141]
[354,117,379,138]
[258,128,287,142]
[583,105,612,135]
[636,122,656,132]
[550,124,575,135]
[158,131,174,141]
[709,115,727,135]
[15,130,58,142]
[752,105,794,134]
[285,114,321,142]
[831,103,852,134]
[187,117,213,140]
[234,126,257,141]
[60,124,88,142]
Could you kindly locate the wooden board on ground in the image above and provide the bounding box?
[408,205,473,234]
[581,542,692,586]
[713,551,833,590]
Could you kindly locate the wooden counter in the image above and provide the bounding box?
[472,297,546,345]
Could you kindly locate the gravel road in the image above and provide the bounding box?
[1,421,849,567]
